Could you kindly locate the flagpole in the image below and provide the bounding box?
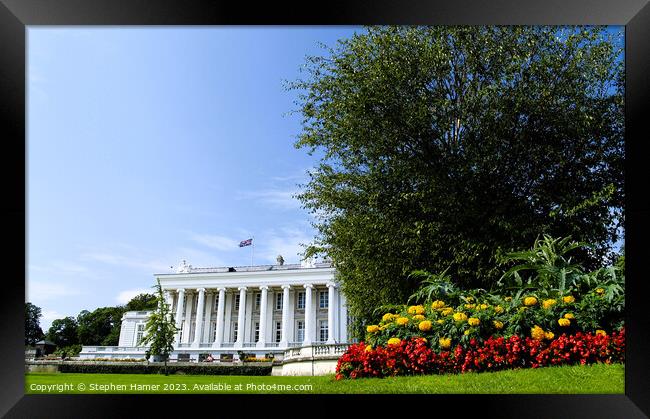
[251,236,254,267]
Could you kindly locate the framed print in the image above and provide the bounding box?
[1,0,649,417]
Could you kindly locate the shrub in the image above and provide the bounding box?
[58,363,272,375]
[366,236,624,350]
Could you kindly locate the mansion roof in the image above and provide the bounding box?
[156,261,333,276]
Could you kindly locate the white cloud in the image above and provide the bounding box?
[82,252,170,273]
[187,233,238,251]
[236,189,302,210]
[257,227,314,264]
[27,281,82,302]
[116,288,154,304]
[40,309,67,330]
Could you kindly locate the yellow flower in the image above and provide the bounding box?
[436,319,445,324]
[504,297,512,302]
[412,314,425,321]
[439,337,451,349]
[523,296,538,306]
[493,320,504,329]
[407,305,425,315]
[465,304,476,309]
[466,296,474,302]
[595,288,605,295]
[468,317,480,326]
[479,303,489,310]
[558,318,571,327]
[453,312,468,322]
[382,313,395,322]
[494,305,504,314]
[431,300,445,309]
[562,295,575,304]
[596,329,606,336]
[545,331,555,340]
[531,325,545,340]
[542,299,557,309]
[366,325,380,333]
[418,320,433,332]
[464,330,471,335]
[564,313,575,319]
[396,317,409,326]
[441,307,454,316]
[365,345,373,352]
[387,337,401,346]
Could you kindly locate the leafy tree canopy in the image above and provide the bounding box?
[77,307,125,346]
[25,302,44,346]
[46,317,79,348]
[289,26,623,337]
[124,293,158,312]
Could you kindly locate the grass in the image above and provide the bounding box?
[25,363,623,394]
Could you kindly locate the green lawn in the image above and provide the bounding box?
[25,363,623,394]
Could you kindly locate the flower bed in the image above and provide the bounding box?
[336,328,624,380]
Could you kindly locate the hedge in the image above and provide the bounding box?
[58,363,272,375]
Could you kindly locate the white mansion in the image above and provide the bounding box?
[80,259,351,362]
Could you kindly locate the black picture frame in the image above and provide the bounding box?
[1,0,648,417]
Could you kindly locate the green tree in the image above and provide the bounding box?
[138,279,177,375]
[289,26,624,336]
[125,293,158,311]
[25,302,44,346]
[46,317,79,348]
[77,307,125,346]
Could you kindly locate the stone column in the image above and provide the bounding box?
[202,291,213,343]
[303,284,314,345]
[192,288,205,347]
[174,289,185,346]
[235,287,247,347]
[279,285,291,347]
[212,288,226,348]
[183,292,194,344]
[257,286,269,348]
[326,283,336,343]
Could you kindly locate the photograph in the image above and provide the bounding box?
[24,25,626,396]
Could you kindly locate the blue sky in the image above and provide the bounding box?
[27,27,361,329]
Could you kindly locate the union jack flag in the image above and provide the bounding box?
[239,238,253,247]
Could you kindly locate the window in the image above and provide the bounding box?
[254,322,260,342]
[275,321,282,343]
[214,294,219,309]
[211,321,217,342]
[235,294,240,311]
[255,293,261,311]
[233,322,238,342]
[275,293,283,310]
[296,320,304,342]
[319,291,329,309]
[319,320,328,342]
[135,324,145,346]
[297,292,305,309]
